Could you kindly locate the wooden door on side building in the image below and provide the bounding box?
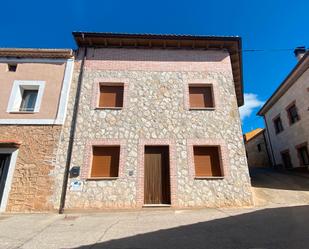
[144,146,171,205]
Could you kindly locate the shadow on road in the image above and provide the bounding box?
[250,167,309,191]
[73,205,309,249]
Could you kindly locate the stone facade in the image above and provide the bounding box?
[53,47,253,210]
[260,53,309,169]
[244,129,270,168]
[0,125,61,212]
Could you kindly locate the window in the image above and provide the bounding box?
[99,84,124,108]
[297,145,309,166]
[287,104,300,125]
[19,90,38,112]
[7,64,17,72]
[281,151,293,169]
[91,146,120,178]
[273,116,284,134]
[189,85,214,109]
[193,146,223,177]
[7,80,45,113]
[257,144,262,152]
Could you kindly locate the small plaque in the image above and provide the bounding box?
[70,180,82,192]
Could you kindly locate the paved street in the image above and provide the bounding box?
[1,168,309,249]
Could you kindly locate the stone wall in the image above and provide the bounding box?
[245,132,270,167]
[52,48,253,210]
[0,125,61,212]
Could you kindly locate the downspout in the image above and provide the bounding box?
[262,129,272,167]
[59,46,87,214]
[263,116,276,167]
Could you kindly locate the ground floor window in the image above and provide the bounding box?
[297,144,309,166]
[281,150,293,169]
[193,146,223,177]
[91,146,120,178]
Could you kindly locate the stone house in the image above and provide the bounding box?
[258,47,309,170]
[54,32,253,211]
[0,48,74,212]
[244,128,270,168]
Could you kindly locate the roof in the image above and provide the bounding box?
[72,32,244,106]
[244,128,264,142]
[0,48,73,59]
[258,51,309,116]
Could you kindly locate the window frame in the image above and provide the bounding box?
[6,80,45,113]
[286,101,300,125]
[273,115,284,134]
[7,64,17,72]
[184,80,218,111]
[82,139,126,180]
[92,78,129,110]
[295,142,309,167]
[188,84,215,110]
[187,139,229,179]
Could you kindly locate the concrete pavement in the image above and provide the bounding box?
[1,168,309,249]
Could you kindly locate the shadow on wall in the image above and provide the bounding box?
[73,205,309,249]
[250,167,309,191]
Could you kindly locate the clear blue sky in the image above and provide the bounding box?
[1,0,308,133]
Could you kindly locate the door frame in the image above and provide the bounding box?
[0,148,19,212]
[137,139,177,208]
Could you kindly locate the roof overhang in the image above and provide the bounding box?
[0,48,73,59]
[258,52,309,116]
[72,32,244,106]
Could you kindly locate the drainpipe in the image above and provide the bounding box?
[59,46,87,214]
[263,116,276,167]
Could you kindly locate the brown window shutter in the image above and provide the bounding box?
[193,146,222,177]
[99,85,124,108]
[91,146,120,177]
[189,86,214,108]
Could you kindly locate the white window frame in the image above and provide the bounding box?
[7,80,45,113]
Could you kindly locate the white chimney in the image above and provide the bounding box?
[294,46,306,61]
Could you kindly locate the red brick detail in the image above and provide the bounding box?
[91,78,129,109]
[81,139,127,179]
[187,139,230,179]
[85,49,231,73]
[183,79,221,110]
[136,139,177,208]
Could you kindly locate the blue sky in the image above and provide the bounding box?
[1,0,308,133]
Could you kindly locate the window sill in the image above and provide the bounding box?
[86,177,118,181]
[8,111,36,114]
[194,176,224,180]
[95,107,123,110]
[189,107,215,111]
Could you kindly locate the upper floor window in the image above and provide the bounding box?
[286,103,300,125]
[7,64,17,72]
[99,84,124,109]
[19,90,38,112]
[189,85,214,109]
[257,144,262,152]
[7,80,45,113]
[297,144,309,166]
[273,116,284,134]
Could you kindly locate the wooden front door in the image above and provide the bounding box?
[144,146,171,205]
[0,154,11,206]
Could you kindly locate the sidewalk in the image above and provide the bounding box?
[1,205,309,249]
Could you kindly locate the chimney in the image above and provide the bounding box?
[294,46,306,61]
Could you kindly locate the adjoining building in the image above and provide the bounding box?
[54,32,253,211]
[244,128,270,168]
[0,48,74,212]
[258,47,309,171]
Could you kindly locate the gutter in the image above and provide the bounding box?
[59,47,87,214]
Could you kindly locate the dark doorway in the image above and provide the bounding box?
[0,154,11,206]
[281,151,293,169]
[144,146,171,205]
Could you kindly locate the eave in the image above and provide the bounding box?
[72,32,244,106]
